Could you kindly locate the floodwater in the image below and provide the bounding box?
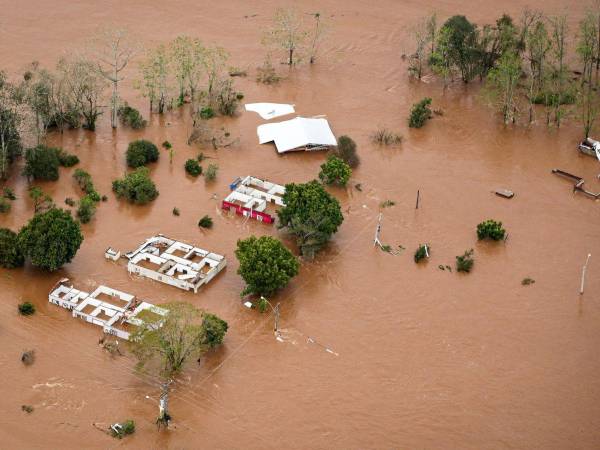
[1,0,599,449]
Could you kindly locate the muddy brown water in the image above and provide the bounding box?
[1,0,600,449]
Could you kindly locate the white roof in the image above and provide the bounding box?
[257,117,337,153]
[245,103,295,120]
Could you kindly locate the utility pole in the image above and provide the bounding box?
[157,380,171,430]
[415,190,420,209]
[260,296,281,334]
[374,213,383,248]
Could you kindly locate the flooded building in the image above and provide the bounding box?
[125,235,226,293]
[48,279,168,340]
[222,175,286,224]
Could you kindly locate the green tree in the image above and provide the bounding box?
[435,15,481,83]
[126,140,159,168]
[277,180,344,259]
[235,235,299,297]
[485,51,522,124]
[129,302,227,428]
[184,159,202,176]
[0,228,24,268]
[76,195,97,223]
[28,186,54,214]
[578,12,600,138]
[408,97,433,128]
[136,44,172,113]
[112,167,159,204]
[319,155,351,187]
[23,145,61,181]
[476,219,506,241]
[200,313,229,348]
[18,208,83,271]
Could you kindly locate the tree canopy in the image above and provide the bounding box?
[235,235,299,297]
[18,208,83,271]
[112,167,159,204]
[318,156,351,187]
[0,228,24,269]
[277,180,344,258]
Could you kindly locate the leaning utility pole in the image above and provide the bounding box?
[580,253,591,295]
[374,213,383,248]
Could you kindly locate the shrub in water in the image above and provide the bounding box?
[0,198,10,213]
[319,155,352,187]
[408,97,433,128]
[184,159,202,176]
[23,145,61,181]
[112,167,159,205]
[199,106,215,120]
[76,195,97,224]
[126,140,159,168]
[198,215,213,228]
[205,164,218,181]
[371,127,403,145]
[111,419,135,439]
[414,244,430,263]
[18,302,35,316]
[172,207,180,216]
[477,219,506,241]
[57,150,79,167]
[3,187,16,200]
[334,135,360,168]
[65,197,76,207]
[456,249,474,273]
[118,103,147,129]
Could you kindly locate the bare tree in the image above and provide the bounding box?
[90,27,137,128]
[136,44,171,113]
[170,36,205,105]
[308,12,328,64]
[549,15,569,127]
[264,8,308,65]
[409,16,432,79]
[523,13,550,123]
[58,56,107,131]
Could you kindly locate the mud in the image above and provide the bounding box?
[0,0,599,449]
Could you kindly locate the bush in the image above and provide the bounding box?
[216,79,242,116]
[3,187,16,200]
[162,141,172,150]
[456,249,474,273]
[76,195,97,224]
[199,107,215,120]
[111,419,135,439]
[476,220,506,241]
[235,235,299,297]
[73,169,94,193]
[0,228,24,268]
[256,57,281,84]
[205,164,218,181]
[198,215,213,228]
[18,208,83,271]
[57,150,79,167]
[277,181,344,259]
[101,195,108,202]
[118,103,146,129]
[23,145,61,181]
[408,97,433,128]
[371,128,403,145]
[65,197,75,207]
[532,91,576,106]
[18,302,36,316]
[28,186,54,214]
[334,135,360,168]
[112,167,159,205]
[414,244,430,263]
[0,198,10,213]
[184,159,202,176]
[126,140,159,168]
[201,313,229,348]
[319,156,352,187]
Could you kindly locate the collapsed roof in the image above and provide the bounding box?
[257,117,337,153]
[245,103,295,120]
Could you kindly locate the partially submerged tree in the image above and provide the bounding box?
[264,8,308,65]
[137,44,171,113]
[126,139,159,168]
[129,302,227,428]
[277,180,344,259]
[0,72,25,179]
[333,135,359,168]
[0,228,24,269]
[319,155,351,187]
[90,27,137,128]
[235,235,299,297]
[476,219,506,241]
[18,208,83,271]
[408,97,433,128]
[577,12,600,138]
[112,167,159,204]
[23,145,61,181]
[28,186,54,214]
[485,51,522,124]
[434,15,480,83]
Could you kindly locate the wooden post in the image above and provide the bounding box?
[415,190,420,209]
[580,253,591,295]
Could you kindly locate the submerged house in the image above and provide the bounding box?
[222,175,286,224]
[257,116,337,153]
[125,235,226,293]
[49,278,168,340]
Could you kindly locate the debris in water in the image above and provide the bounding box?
[495,189,514,199]
[522,277,535,286]
[21,350,35,366]
[21,405,34,413]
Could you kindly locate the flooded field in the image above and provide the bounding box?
[1,0,599,449]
